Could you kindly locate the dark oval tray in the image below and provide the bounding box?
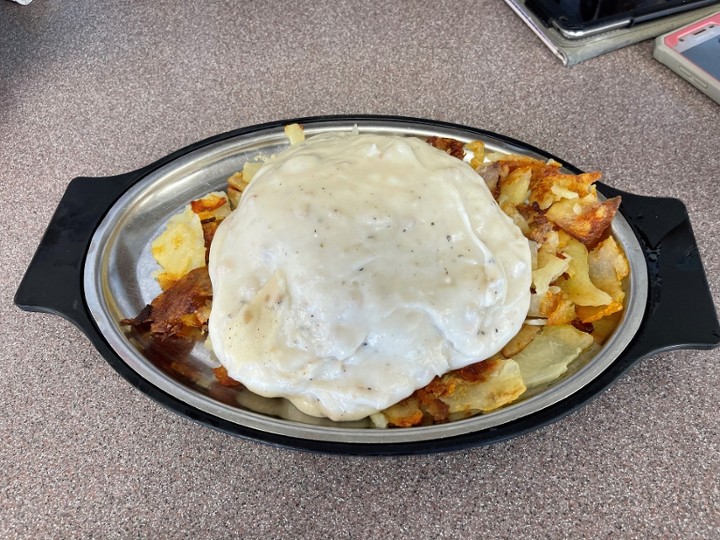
[14,115,720,454]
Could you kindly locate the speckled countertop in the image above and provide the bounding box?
[2,1,719,538]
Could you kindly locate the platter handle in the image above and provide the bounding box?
[599,184,720,359]
[14,172,142,327]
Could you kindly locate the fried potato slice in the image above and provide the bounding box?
[227,172,247,209]
[529,170,601,210]
[518,203,557,247]
[243,161,264,183]
[190,191,232,257]
[376,396,424,427]
[541,290,577,325]
[191,191,231,221]
[501,202,531,236]
[151,192,233,288]
[536,229,561,261]
[560,238,613,307]
[510,325,594,388]
[426,136,466,160]
[533,253,569,296]
[575,236,629,322]
[373,357,527,427]
[499,166,531,206]
[212,366,243,388]
[486,153,562,178]
[284,123,305,145]
[466,140,485,170]
[545,194,621,248]
[438,357,526,414]
[151,205,206,290]
[527,289,574,325]
[488,153,583,211]
[227,163,264,209]
[588,236,629,292]
[576,302,624,325]
[227,171,247,192]
[590,311,623,344]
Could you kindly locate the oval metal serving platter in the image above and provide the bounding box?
[15,116,720,454]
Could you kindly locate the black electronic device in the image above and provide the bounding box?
[525,0,720,38]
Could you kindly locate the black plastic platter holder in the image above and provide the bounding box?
[14,115,720,455]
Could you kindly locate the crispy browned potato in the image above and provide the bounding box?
[191,193,228,217]
[518,203,557,246]
[466,140,485,170]
[200,219,219,259]
[543,291,577,326]
[376,356,526,427]
[426,136,466,160]
[432,357,526,414]
[533,253,569,296]
[212,366,243,388]
[587,235,629,298]
[545,194,621,249]
[488,153,561,177]
[121,267,212,338]
[379,396,424,427]
[227,162,263,209]
[529,170,601,210]
[499,166,532,206]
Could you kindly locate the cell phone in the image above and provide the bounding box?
[524,0,719,39]
[654,11,720,104]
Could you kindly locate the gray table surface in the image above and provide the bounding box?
[2,1,719,538]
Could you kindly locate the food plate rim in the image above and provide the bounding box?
[82,115,648,446]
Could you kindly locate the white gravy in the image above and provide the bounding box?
[208,133,531,421]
